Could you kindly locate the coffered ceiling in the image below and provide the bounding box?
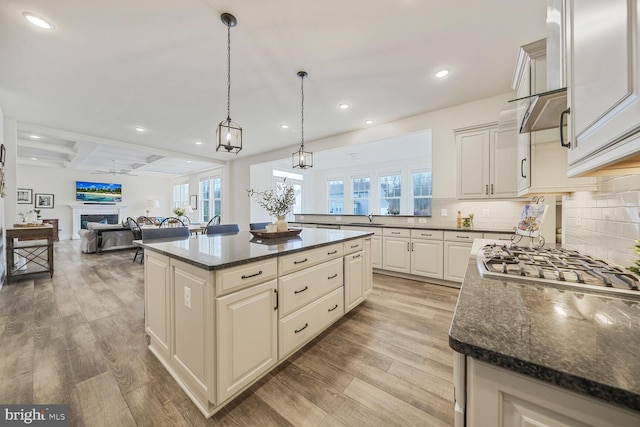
[0,0,546,176]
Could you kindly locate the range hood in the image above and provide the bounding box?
[509,87,567,133]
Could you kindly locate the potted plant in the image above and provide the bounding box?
[248,181,296,232]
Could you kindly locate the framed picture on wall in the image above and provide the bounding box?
[35,193,55,208]
[17,188,33,204]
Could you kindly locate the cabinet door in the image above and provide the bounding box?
[411,239,443,279]
[363,238,373,297]
[216,280,278,404]
[516,56,532,193]
[457,129,491,199]
[444,241,472,282]
[145,252,171,355]
[491,127,519,198]
[371,235,382,269]
[344,251,364,312]
[567,0,640,173]
[382,237,411,273]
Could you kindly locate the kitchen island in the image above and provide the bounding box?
[449,239,640,426]
[138,228,372,417]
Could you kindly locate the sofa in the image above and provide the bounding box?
[79,222,135,253]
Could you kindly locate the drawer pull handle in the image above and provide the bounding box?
[328,304,339,312]
[294,258,308,265]
[391,231,401,234]
[327,250,338,255]
[422,233,431,237]
[241,270,263,279]
[328,273,338,280]
[456,235,469,239]
[274,289,278,311]
[294,286,308,294]
[294,323,309,334]
[352,254,361,259]
[350,244,359,248]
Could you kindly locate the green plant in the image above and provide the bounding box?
[173,207,186,217]
[627,239,640,276]
[248,180,296,218]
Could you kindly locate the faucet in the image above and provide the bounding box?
[368,213,373,223]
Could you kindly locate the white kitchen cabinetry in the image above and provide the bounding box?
[444,231,482,282]
[216,280,278,404]
[382,228,411,273]
[344,249,365,312]
[144,252,171,359]
[513,40,596,193]
[363,237,372,297]
[410,229,444,279]
[341,226,382,268]
[466,358,640,427]
[457,123,518,199]
[566,0,640,176]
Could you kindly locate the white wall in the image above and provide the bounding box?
[17,165,171,240]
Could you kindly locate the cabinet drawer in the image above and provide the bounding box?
[216,259,278,296]
[343,238,364,255]
[278,258,343,317]
[410,229,443,240]
[383,228,411,238]
[279,287,344,358]
[444,231,483,242]
[278,243,343,275]
[483,232,514,242]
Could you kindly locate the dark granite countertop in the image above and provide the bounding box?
[449,240,640,412]
[293,220,513,234]
[135,228,372,270]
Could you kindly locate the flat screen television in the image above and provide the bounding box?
[76,181,122,203]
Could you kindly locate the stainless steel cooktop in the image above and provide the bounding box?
[478,244,639,296]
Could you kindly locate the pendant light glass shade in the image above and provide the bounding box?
[292,71,313,169]
[216,13,242,154]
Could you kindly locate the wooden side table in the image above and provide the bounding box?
[41,219,59,241]
[6,225,54,283]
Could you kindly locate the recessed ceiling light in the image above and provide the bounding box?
[339,103,350,110]
[364,120,374,125]
[195,140,203,145]
[134,126,146,132]
[435,68,450,79]
[187,160,192,164]
[30,134,41,139]
[31,157,38,161]
[280,124,289,129]
[22,12,55,30]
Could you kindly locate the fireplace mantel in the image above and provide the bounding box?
[69,204,129,239]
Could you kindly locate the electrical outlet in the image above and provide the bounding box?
[184,286,191,309]
[299,215,304,220]
[576,215,582,226]
[483,209,490,217]
[418,218,427,223]
[407,217,415,223]
[336,216,342,221]
[441,209,448,217]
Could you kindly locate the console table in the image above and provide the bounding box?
[6,225,54,283]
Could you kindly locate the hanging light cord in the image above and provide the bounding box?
[226,22,231,121]
[300,74,305,149]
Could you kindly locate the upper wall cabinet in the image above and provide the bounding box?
[566,0,640,176]
[456,123,518,200]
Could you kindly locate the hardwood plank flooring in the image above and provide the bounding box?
[0,240,460,426]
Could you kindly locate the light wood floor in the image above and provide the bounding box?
[0,240,460,426]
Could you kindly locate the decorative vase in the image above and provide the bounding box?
[275,216,288,232]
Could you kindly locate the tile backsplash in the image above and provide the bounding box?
[564,175,640,269]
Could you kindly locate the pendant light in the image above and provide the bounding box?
[216,13,242,154]
[292,71,313,169]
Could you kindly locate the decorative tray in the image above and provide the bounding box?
[249,228,303,239]
[13,223,44,227]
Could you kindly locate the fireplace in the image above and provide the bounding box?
[80,214,119,229]
[69,204,129,239]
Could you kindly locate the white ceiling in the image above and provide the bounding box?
[0,0,546,177]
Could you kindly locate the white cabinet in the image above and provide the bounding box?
[444,231,482,282]
[566,0,640,176]
[144,252,171,357]
[216,280,278,404]
[457,123,518,199]
[512,40,596,193]
[344,250,365,312]
[410,229,444,279]
[466,358,640,427]
[382,228,411,273]
[363,237,372,297]
[341,226,382,268]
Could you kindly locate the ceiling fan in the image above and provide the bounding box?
[92,159,137,176]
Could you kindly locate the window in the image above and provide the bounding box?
[200,175,221,222]
[379,174,401,215]
[412,171,432,216]
[172,181,189,212]
[327,180,344,214]
[351,176,370,215]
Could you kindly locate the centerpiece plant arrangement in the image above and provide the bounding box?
[248,180,296,232]
[627,239,640,277]
[172,207,186,223]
